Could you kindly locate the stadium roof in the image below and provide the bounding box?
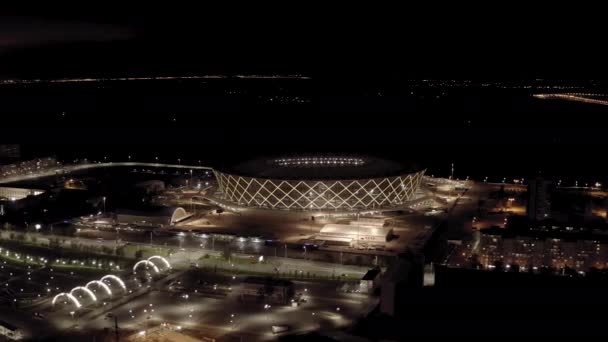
[221,156,422,180]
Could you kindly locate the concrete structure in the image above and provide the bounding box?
[239,277,295,304]
[351,217,386,227]
[0,186,44,201]
[472,226,608,272]
[0,320,22,340]
[214,156,425,211]
[360,268,382,294]
[317,223,392,246]
[380,255,424,316]
[527,177,551,220]
[115,206,190,226]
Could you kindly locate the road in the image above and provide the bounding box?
[0,161,214,185]
[0,231,369,279]
[76,276,375,341]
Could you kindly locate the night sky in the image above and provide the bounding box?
[1,9,606,79]
[2,9,608,181]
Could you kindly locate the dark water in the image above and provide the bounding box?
[2,78,608,184]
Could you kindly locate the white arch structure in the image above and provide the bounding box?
[86,280,112,296]
[101,275,127,291]
[70,286,97,302]
[147,255,171,270]
[52,292,82,308]
[133,260,160,274]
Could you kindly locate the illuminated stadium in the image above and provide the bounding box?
[214,156,425,210]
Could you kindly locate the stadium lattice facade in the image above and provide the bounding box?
[214,158,425,210]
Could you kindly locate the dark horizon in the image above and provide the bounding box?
[1,9,608,80]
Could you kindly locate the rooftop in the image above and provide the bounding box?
[362,268,382,280]
[320,224,391,237]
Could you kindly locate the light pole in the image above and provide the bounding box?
[230,313,236,330]
[115,228,120,255]
[102,197,106,214]
[128,155,131,162]
[450,162,454,180]
[264,304,271,321]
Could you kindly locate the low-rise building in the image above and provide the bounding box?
[239,277,295,305]
[360,268,382,294]
[317,223,392,247]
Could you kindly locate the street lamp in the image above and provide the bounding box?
[102,197,106,214]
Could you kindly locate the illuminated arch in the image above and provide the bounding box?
[70,286,97,302]
[170,207,189,224]
[133,260,160,274]
[52,292,82,308]
[101,275,127,291]
[147,255,171,269]
[86,280,112,296]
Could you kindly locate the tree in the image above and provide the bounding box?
[116,247,125,257]
[221,247,232,261]
[135,250,144,259]
[49,238,60,248]
[493,260,505,272]
[30,236,37,244]
[258,278,275,300]
[354,255,363,266]
[9,233,15,240]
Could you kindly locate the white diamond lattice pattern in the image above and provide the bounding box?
[213,170,425,210]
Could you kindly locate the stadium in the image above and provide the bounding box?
[213,156,425,211]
